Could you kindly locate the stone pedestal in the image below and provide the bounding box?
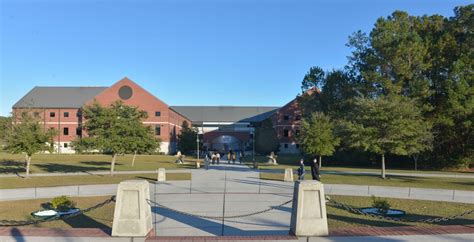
[157,168,166,182]
[284,168,294,182]
[290,180,328,236]
[112,180,152,237]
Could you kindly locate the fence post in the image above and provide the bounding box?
[284,168,294,182]
[290,180,328,236]
[112,180,153,237]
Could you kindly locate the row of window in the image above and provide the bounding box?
[33,111,77,118]
[57,126,161,136]
[283,115,301,121]
[38,111,162,118]
[283,129,299,137]
[281,143,300,149]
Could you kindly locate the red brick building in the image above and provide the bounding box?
[13,77,306,154]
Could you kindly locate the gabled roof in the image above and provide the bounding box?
[170,106,279,123]
[13,86,107,108]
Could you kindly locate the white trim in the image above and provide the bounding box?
[273,124,301,127]
[143,122,182,129]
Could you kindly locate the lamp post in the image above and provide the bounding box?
[252,126,256,169]
[196,129,199,162]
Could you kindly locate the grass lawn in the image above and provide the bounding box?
[244,155,473,175]
[1,195,472,230]
[0,152,199,174]
[260,172,474,191]
[0,172,191,189]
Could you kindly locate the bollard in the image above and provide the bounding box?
[290,180,328,236]
[196,161,201,169]
[157,168,166,182]
[284,168,294,182]
[112,180,152,237]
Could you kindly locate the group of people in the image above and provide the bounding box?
[207,150,242,164]
[297,157,320,181]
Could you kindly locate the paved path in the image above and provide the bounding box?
[1,164,472,179]
[148,164,474,236]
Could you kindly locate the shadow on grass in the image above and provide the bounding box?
[0,160,25,174]
[34,163,110,173]
[136,176,157,183]
[80,161,124,167]
[329,206,474,226]
[63,213,111,231]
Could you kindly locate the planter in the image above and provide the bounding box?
[359,207,406,217]
[31,210,58,219]
[31,208,80,219]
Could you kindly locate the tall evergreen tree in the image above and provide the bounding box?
[255,118,279,155]
[177,121,198,155]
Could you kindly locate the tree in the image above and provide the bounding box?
[72,101,160,175]
[342,95,432,178]
[299,112,340,168]
[0,116,12,148]
[4,111,56,177]
[255,118,279,155]
[177,121,197,155]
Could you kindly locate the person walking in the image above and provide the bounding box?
[310,158,320,181]
[297,158,306,180]
[216,152,221,164]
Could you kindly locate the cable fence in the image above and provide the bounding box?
[0,196,116,227]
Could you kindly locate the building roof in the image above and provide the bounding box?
[13,86,108,108]
[170,106,279,123]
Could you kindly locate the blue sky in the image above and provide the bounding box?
[0,0,470,116]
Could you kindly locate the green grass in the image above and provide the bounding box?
[260,172,474,191]
[0,172,191,189]
[1,195,472,230]
[0,152,199,174]
[244,155,473,175]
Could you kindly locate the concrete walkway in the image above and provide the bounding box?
[0,164,473,239]
[1,164,472,179]
[1,164,473,203]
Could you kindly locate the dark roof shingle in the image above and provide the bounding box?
[170,106,279,123]
[13,87,107,108]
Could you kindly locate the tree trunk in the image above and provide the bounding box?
[132,151,137,167]
[110,154,117,176]
[319,156,322,169]
[24,154,28,167]
[381,154,386,179]
[25,155,31,178]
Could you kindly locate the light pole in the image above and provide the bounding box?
[196,128,199,162]
[252,126,256,169]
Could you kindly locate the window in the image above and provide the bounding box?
[50,112,55,117]
[155,111,161,117]
[64,112,69,118]
[284,143,288,148]
[283,115,289,121]
[64,143,68,148]
[296,144,300,149]
[63,127,69,135]
[76,112,82,117]
[283,129,289,137]
[155,125,161,135]
[34,112,40,117]
[76,127,82,136]
[295,115,301,121]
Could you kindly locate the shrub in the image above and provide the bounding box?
[371,195,390,214]
[51,196,76,212]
